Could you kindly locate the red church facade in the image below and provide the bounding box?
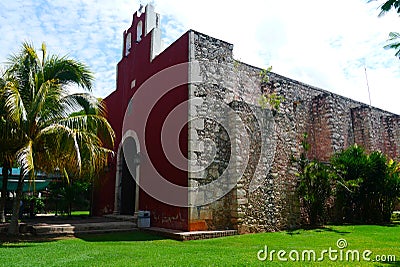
[92,5,191,230]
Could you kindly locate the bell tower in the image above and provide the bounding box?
[122,4,161,61]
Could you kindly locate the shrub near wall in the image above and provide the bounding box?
[331,145,400,224]
[295,134,335,226]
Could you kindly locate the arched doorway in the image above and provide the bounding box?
[120,146,136,215]
[114,131,140,215]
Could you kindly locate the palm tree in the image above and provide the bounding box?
[384,32,400,59]
[0,42,115,235]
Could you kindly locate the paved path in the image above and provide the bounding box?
[1,215,137,236]
[1,215,238,240]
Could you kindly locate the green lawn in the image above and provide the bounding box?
[70,211,90,216]
[59,210,90,217]
[0,225,399,266]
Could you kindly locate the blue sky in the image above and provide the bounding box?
[0,0,399,113]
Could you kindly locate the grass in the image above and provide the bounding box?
[52,210,90,217]
[67,210,90,216]
[0,224,399,266]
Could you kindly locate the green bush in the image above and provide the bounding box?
[391,212,400,222]
[298,161,334,225]
[21,195,45,215]
[294,133,336,226]
[331,145,400,224]
[48,180,90,216]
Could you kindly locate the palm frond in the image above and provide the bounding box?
[36,124,113,178]
[62,168,70,184]
[3,79,27,125]
[34,124,89,177]
[62,93,107,116]
[378,0,400,16]
[0,75,5,89]
[58,114,115,148]
[72,130,82,171]
[73,134,114,176]
[5,42,42,107]
[384,32,400,58]
[43,56,94,91]
[28,79,65,128]
[16,140,34,178]
[0,78,25,157]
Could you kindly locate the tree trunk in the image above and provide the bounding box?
[7,173,24,235]
[0,161,10,223]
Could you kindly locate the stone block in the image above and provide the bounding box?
[237,189,246,198]
[188,128,199,141]
[237,198,248,205]
[192,119,204,130]
[189,171,206,181]
[189,179,199,188]
[200,208,212,220]
[189,191,205,206]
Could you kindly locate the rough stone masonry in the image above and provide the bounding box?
[187,30,400,233]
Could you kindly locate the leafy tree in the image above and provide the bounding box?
[49,180,90,216]
[294,133,336,226]
[331,145,400,223]
[330,145,365,223]
[298,160,334,226]
[378,158,400,221]
[0,42,115,235]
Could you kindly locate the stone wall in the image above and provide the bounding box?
[187,30,400,233]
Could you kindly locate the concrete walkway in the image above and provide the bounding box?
[141,227,238,241]
[32,220,137,235]
[0,215,137,236]
[0,215,238,240]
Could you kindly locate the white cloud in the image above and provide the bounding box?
[0,0,399,113]
[151,0,400,113]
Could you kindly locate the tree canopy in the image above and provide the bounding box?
[0,42,115,234]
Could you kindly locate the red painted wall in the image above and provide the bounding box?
[93,11,190,230]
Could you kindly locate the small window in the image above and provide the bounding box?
[125,32,132,56]
[136,21,143,42]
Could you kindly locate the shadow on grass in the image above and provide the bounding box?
[286,222,400,236]
[0,242,36,248]
[75,231,167,242]
[313,227,351,235]
[286,226,351,236]
[379,261,400,267]
[0,234,66,247]
[379,222,400,228]
[1,231,168,247]
[331,221,400,227]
